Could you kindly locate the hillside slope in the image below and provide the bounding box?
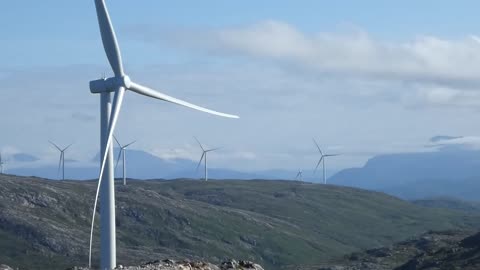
[314,230,480,270]
[0,174,478,269]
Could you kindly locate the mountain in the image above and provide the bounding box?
[0,174,479,269]
[329,149,480,201]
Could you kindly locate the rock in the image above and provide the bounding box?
[0,265,13,270]
[220,259,264,270]
[72,259,263,270]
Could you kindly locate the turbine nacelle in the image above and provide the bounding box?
[90,75,131,94]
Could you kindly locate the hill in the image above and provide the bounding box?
[0,174,479,269]
[412,197,480,213]
[314,230,480,270]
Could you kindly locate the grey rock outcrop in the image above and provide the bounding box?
[0,264,13,270]
[70,259,263,270]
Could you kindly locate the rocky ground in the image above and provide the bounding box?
[315,230,480,270]
[4,231,480,269]
[65,259,263,270]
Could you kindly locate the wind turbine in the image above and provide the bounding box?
[0,152,4,174]
[49,141,73,181]
[87,1,239,269]
[294,169,303,181]
[195,137,221,181]
[313,139,339,184]
[113,136,136,186]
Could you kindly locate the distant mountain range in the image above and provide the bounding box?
[329,138,480,201]
[5,136,480,201]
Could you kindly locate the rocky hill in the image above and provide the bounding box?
[312,230,480,270]
[0,174,479,269]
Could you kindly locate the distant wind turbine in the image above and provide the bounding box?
[313,139,339,184]
[113,136,136,186]
[49,141,73,181]
[295,169,303,181]
[0,152,5,174]
[195,137,221,181]
[87,0,239,268]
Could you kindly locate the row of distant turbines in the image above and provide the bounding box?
[45,137,215,183]
[48,137,135,184]
[43,137,338,184]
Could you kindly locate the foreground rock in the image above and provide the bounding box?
[69,259,264,270]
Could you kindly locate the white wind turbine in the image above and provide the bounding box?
[295,169,303,181]
[0,152,5,174]
[87,1,239,269]
[49,141,73,181]
[313,139,339,184]
[195,137,221,181]
[113,136,136,186]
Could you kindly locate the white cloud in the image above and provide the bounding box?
[428,136,480,150]
[402,86,480,108]
[4,21,480,172]
[213,20,480,88]
[126,20,480,109]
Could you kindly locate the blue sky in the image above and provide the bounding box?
[4,1,480,67]
[2,1,480,176]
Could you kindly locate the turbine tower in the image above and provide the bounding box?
[49,141,73,181]
[87,1,239,269]
[313,139,339,184]
[295,169,303,181]
[0,152,4,174]
[195,137,220,181]
[113,136,136,186]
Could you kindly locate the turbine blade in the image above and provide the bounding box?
[312,138,323,155]
[196,152,205,172]
[194,137,205,151]
[49,141,62,151]
[113,135,121,148]
[89,86,126,268]
[325,154,339,157]
[124,140,136,148]
[206,147,222,152]
[94,0,124,76]
[128,82,239,119]
[63,143,74,151]
[115,148,122,170]
[57,153,63,176]
[313,156,323,174]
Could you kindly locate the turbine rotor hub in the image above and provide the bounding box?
[90,75,131,94]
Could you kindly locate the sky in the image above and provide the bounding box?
[2,0,480,174]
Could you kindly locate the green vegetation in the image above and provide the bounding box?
[0,175,478,269]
